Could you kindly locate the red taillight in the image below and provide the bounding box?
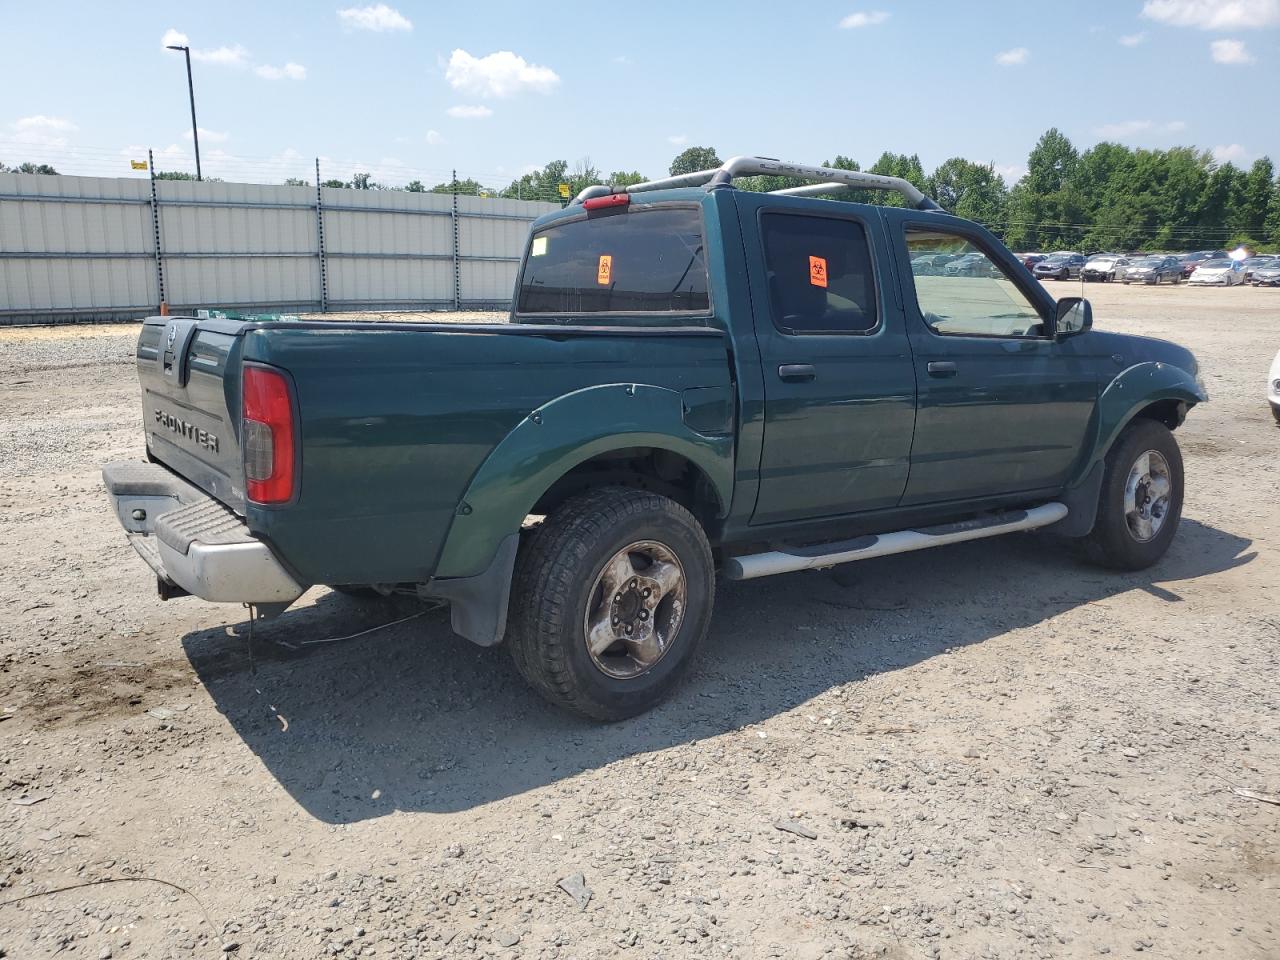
[243,365,295,504]
[582,193,630,211]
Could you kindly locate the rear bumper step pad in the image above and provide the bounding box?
[103,460,305,605]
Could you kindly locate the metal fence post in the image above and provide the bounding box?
[451,169,461,310]
[148,149,166,312]
[315,157,328,313]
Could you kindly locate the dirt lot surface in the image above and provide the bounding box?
[1,285,1278,960]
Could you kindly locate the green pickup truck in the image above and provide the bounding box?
[104,156,1206,719]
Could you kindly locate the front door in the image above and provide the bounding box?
[888,216,1098,505]
[738,195,917,526]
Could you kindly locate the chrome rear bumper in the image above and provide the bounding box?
[102,461,305,605]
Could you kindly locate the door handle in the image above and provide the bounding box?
[777,363,816,382]
[927,361,958,377]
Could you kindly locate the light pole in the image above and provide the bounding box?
[165,44,202,181]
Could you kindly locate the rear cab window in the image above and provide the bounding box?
[516,204,710,317]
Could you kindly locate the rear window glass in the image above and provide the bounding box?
[517,205,709,314]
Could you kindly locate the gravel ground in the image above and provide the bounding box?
[1,287,1277,960]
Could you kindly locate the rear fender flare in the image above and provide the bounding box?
[1074,361,1205,482]
[434,383,734,579]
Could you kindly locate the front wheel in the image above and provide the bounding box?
[1079,419,1184,570]
[507,487,715,720]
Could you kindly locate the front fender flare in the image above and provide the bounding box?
[434,383,734,579]
[1075,361,1205,481]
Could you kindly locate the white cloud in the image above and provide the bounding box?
[337,4,412,32]
[1119,31,1148,45]
[1210,37,1255,61]
[1212,143,1250,163]
[425,130,444,145]
[183,127,230,143]
[1093,118,1188,138]
[995,163,1027,183]
[160,30,249,67]
[190,44,249,67]
[839,10,890,28]
[667,134,688,146]
[13,115,76,132]
[9,115,77,148]
[255,62,307,80]
[995,47,1030,66]
[445,49,560,98]
[1142,0,1279,29]
[612,55,631,64]
[446,104,493,119]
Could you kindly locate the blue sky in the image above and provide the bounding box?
[1,0,1277,189]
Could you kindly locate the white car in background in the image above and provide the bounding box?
[1188,258,1246,286]
[1270,349,1280,423]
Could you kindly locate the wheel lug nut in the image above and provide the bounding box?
[639,610,648,620]
[624,624,633,634]
[642,588,651,598]
[630,579,637,588]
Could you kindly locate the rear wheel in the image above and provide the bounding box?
[1271,402,1280,424]
[1079,419,1183,570]
[507,487,715,720]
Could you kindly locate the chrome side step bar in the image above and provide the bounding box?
[723,502,1068,581]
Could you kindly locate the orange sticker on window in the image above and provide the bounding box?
[597,254,613,286]
[809,255,828,288]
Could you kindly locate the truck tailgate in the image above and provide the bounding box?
[136,317,247,512]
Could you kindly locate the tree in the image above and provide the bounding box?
[154,170,222,182]
[3,161,59,175]
[607,170,648,188]
[405,180,426,192]
[321,178,348,188]
[927,158,1008,229]
[283,177,310,187]
[669,146,720,176]
[350,172,379,190]
[430,176,487,195]
[500,159,604,202]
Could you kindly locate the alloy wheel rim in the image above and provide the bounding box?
[1124,449,1172,543]
[583,540,687,679]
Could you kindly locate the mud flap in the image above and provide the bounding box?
[1044,460,1105,538]
[421,533,520,647]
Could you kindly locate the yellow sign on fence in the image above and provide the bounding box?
[130,160,149,171]
[557,182,571,199]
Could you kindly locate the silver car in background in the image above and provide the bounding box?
[1082,254,1129,282]
[1188,258,1246,286]
[1270,349,1280,423]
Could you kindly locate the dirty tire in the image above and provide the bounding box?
[1271,402,1280,424]
[1080,418,1183,570]
[507,487,714,721]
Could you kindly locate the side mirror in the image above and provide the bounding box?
[1055,297,1092,338]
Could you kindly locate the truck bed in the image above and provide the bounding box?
[134,316,733,589]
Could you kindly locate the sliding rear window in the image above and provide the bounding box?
[516,205,709,315]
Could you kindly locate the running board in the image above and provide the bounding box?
[723,502,1068,581]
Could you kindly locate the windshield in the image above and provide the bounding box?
[1133,258,1161,267]
[1201,259,1231,269]
[517,205,709,315]
[1041,256,1067,265]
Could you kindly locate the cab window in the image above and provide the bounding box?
[761,213,879,334]
[905,230,1047,338]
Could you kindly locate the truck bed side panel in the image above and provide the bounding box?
[238,325,731,587]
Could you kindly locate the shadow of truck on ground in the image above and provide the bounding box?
[183,518,1254,823]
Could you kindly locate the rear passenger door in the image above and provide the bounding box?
[736,194,917,526]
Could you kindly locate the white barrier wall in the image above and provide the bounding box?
[0,171,558,324]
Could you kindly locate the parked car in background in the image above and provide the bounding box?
[1019,253,1047,270]
[1122,256,1182,285]
[910,252,960,275]
[1241,256,1278,281]
[1179,250,1229,278]
[1033,253,1086,280]
[943,252,994,277]
[1188,258,1246,286]
[1251,260,1280,286]
[1270,350,1280,424]
[1082,254,1129,282]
